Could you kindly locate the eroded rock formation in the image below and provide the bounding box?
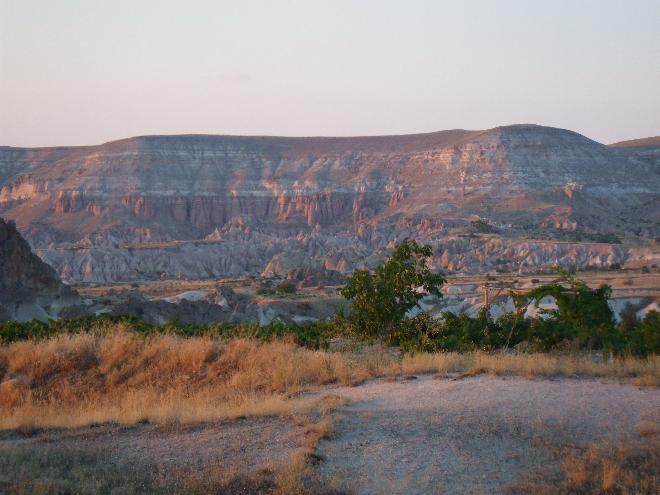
[1,125,659,282]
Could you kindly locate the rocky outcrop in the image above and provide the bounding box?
[0,217,78,320]
[1,125,659,282]
[98,285,346,326]
[285,268,346,288]
[108,291,243,326]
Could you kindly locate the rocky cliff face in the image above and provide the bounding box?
[1,125,658,282]
[0,217,78,320]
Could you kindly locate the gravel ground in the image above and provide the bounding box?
[314,375,660,495]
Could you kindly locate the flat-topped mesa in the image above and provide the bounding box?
[0,217,78,320]
[1,125,658,282]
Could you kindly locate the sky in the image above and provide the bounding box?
[1,0,659,147]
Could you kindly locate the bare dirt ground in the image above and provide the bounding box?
[0,417,303,492]
[313,375,660,495]
[0,416,302,469]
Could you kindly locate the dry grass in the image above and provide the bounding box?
[0,329,367,430]
[277,394,348,495]
[1,325,657,494]
[397,351,660,383]
[632,374,659,388]
[0,443,296,495]
[510,436,660,494]
[0,394,349,495]
[637,420,660,438]
[0,327,658,430]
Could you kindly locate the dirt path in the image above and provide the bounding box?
[314,375,660,495]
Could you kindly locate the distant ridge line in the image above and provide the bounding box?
[610,136,660,148]
[1,123,594,151]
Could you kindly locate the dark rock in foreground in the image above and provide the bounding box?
[0,217,78,321]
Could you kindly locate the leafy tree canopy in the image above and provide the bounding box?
[340,239,445,340]
[513,268,615,349]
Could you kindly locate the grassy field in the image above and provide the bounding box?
[1,327,657,430]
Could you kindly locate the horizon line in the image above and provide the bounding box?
[4,123,654,150]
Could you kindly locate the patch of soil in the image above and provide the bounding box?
[314,376,660,495]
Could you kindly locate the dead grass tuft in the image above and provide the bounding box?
[510,436,660,494]
[632,374,658,388]
[276,395,348,495]
[636,421,660,438]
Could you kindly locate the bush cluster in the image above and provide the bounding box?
[0,314,335,349]
[1,306,657,356]
[390,309,659,356]
[275,281,297,294]
[469,219,497,234]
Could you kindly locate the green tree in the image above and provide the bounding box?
[622,310,660,356]
[340,239,445,340]
[513,269,616,350]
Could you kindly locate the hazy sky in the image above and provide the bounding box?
[1,0,659,147]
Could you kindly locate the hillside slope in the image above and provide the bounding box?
[1,125,659,282]
[610,135,660,148]
[610,135,660,164]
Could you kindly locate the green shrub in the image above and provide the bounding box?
[470,219,496,233]
[620,311,660,357]
[275,281,297,294]
[0,314,334,349]
[0,314,153,343]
